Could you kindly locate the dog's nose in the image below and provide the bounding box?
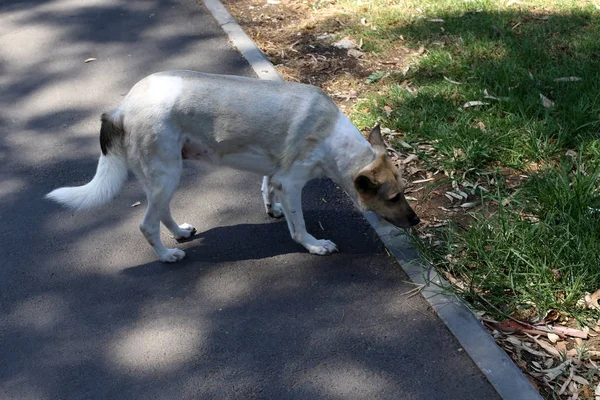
[409,215,420,226]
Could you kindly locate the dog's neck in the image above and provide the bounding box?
[322,112,376,209]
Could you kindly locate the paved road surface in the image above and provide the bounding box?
[0,0,499,398]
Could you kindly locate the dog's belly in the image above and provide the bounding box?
[220,145,278,175]
[182,140,277,175]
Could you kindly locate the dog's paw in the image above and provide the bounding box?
[159,248,186,263]
[307,239,338,255]
[267,203,284,218]
[174,223,196,241]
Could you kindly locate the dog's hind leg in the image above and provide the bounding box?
[138,161,193,262]
[261,176,283,218]
[271,171,338,255]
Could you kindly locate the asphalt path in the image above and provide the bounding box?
[0,0,499,398]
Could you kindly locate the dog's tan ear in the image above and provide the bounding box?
[368,124,385,149]
[354,173,379,195]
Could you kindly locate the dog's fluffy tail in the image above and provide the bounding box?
[46,111,128,211]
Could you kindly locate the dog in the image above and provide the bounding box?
[46,70,420,262]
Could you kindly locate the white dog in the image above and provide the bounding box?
[47,71,419,262]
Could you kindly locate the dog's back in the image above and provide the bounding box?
[119,70,340,170]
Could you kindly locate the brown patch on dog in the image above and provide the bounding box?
[99,112,124,155]
[354,125,419,228]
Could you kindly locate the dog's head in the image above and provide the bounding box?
[353,125,420,228]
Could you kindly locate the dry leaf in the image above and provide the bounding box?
[572,375,590,385]
[553,76,582,82]
[443,76,461,85]
[402,154,418,164]
[543,359,571,381]
[412,178,434,184]
[427,18,445,23]
[526,334,561,358]
[383,105,393,117]
[446,191,464,200]
[316,33,335,40]
[551,326,588,339]
[505,336,548,357]
[333,36,357,49]
[583,290,600,312]
[483,89,509,101]
[348,49,365,58]
[566,149,578,158]
[463,101,490,108]
[559,369,575,396]
[460,202,478,208]
[540,93,555,109]
[548,333,560,343]
[84,58,97,63]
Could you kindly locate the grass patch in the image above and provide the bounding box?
[414,162,600,321]
[342,0,600,323]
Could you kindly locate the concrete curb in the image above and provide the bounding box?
[201,1,542,398]
[202,0,281,81]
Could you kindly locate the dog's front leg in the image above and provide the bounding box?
[272,176,338,255]
[261,176,284,218]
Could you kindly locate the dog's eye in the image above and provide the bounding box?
[389,193,402,203]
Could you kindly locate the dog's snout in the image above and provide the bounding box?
[409,214,420,226]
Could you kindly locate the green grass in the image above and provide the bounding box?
[414,163,600,321]
[333,0,600,321]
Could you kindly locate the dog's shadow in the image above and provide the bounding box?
[121,220,302,277]
[121,205,384,278]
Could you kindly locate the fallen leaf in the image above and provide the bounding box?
[427,18,445,23]
[365,71,386,84]
[333,36,358,49]
[446,191,464,200]
[405,196,418,201]
[547,333,560,343]
[558,366,574,395]
[348,49,364,58]
[412,177,434,184]
[383,105,393,117]
[526,334,561,358]
[553,76,582,82]
[402,154,418,164]
[316,33,335,40]
[566,149,578,159]
[84,58,97,63]
[460,201,478,208]
[572,375,590,385]
[443,76,461,85]
[505,336,548,357]
[551,325,588,339]
[543,359,571,381]
[540,93,555,109]
[131,201,141,207]
[463,101,489,108]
